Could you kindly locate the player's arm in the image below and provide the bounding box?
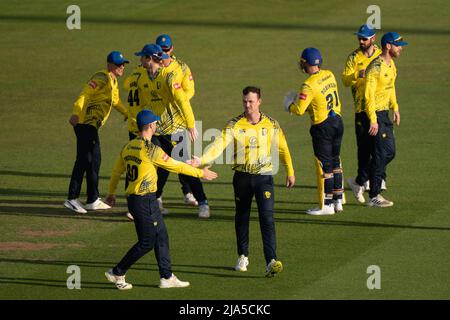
[151,145,203,178]
[168,71,196,129]
[181,64,195,101]
[200,126,234,165]
[289,84,314,116]
[105,151,126,206]
[364,65,379,135]
[364,66,378,124]
[341,55,358,87]
[276,127,295,177]
[389,82,400,125]
[113,98,129,119]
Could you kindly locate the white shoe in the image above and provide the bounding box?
[125,212,134,221]
[198,204,210,218]
[265,259,283,278]
[364,180,370,191]
[183,193,198,206]
[105,269,133,290]
[84,198,111,210]
[368,194,393,207]
[364,180,387,191]
[334,199,344,212]
[306,204,335,215]
[64,199,87,214]
[157,197,169,215]
[347,178,365,203]
[234,255,249,272]
[159,274,190,288]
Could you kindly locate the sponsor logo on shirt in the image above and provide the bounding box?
[173,83,181,89]
[299,93,307,100]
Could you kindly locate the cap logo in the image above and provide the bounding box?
[162,37,166,42]
[315,59,320,65]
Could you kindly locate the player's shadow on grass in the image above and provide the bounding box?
[0,276,120,290]
[0,204,130,223]
[0,258,260,282]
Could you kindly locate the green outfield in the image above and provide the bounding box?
[0,0,449,300]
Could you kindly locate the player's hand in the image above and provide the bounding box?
[186,155,202,168]
[286,176,296,188]
[283,91,297,112]
[393,111,400,126]
[368,122,379,136]
[69,115,79,127]
[201,166,218,181]
[358,69,366,78]
[105,194,116,207]
[188,127,198,142]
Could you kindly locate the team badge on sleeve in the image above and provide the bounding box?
[299,93,307,100]
[88,81,98,89]
[162,153,169,162]
[189,75,193,81]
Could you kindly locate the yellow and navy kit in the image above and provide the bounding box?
[200,113,295,176]
[342,46,382,113]
[108,137,203,196]
[72,69,128,129]
[289,69,342,125]
[364,56,398,124]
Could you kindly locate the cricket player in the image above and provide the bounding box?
[104,109,217,290]
[364,32,407,207]
[342,24,386,204]
[284,48,344,215]
[156,33,198,207]
[134,43,211,218]
[189,86,295,277]
[64,51,129,214]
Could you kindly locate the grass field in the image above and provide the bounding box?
[0,0,449,300]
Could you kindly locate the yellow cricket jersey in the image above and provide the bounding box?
[124,66,149,136]
[289,69,342,125]
[342,46,382,113]
[200,113,295,176]
[135,63,195,136]
[125,60,196,135]
[72,69,128,129]
[108,136,203,196]
[364,56,399,124]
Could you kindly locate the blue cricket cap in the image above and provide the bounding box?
[381,32,408,47]
[300,47,322,66]
[107,51,129,65]
[137,109,161,131]
[354,24,376,38]
[134,44,169,60]
[156,34,173,50]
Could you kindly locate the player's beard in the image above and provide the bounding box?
[359,42,371,51]
[389,47,401,58]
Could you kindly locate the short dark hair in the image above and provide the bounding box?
[242,86,261,98]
